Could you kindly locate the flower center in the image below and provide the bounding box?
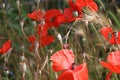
[72,63,75,70]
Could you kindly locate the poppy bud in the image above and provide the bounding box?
[57,33,63,45]
[32,21,37,27]
[2,3,5,9]
[4,67,10,75]
[20,20,24,27]
[20,55,26,62]
[16,0,20,8]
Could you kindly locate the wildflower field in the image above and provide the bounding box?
[0,0,120,80]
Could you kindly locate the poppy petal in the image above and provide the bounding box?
[57,70,74,80]
[107,51,120,65]
[64,7,77,22]
[73,63,88,80]
[105,71,112,80]
[45,9,61,23]
[100,27,113,40]
[88,2,98,11]
[0,40,11,54]
[57,63,88,80]
[109,32,120,44]
[28,9,45,21]
[37,23,49,36]
[28,36,36,44]
[100,61,120,73]
[40,36,54,47]
[53,14,65,27]
[50,49,74,72]
[109,33,116,44]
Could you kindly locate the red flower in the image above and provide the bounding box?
[37,23,49,36]
[63,7,83,22]
[68,0,83,14]
[27,9,45,21]
[28,35,54,50]
[69,0,98,12]
[58,63,88,80]
[0,40,11,54]
[50,49,75,72]
[40,36,54,47]
[45,9,64,27]
[50,49,88,80]
[100,27,120,44]
[101,50,120,80]
[28,36,36,44]
[53,14,65,27]
[100,27,113,40]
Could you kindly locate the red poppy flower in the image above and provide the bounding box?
[45,9,63,26]
[50,49,74,72]
[40,36,54,47]
[37,23,49,36]
[101,50,120,80]
[100,27,120,44]
[63,7,83,22]
[0,40,11,54]
[28,35,54,51]
[58,63,88,80]
[50,49,88,80]
[28,36,36,44]
[68,0,83,13]
[69,0,98,12]
[110,32,120,44]
[53,14,65,27]
[87,1,98,12]
[100,27,113,40]
[27,9,45,21]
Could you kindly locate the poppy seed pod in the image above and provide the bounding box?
[73,11,79,17]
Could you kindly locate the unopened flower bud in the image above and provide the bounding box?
[57,33,63,45]
[32,21,37,26]
[84,20,89,27]
[35,41,39,49]
[6,70,9,75]
[20,20,24,27]
[83,53,86,58]
[2,3,5,9]
[16,0,20,8]
[4,67,9,75]
[82,37,86,42]
[20,55,26,62]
